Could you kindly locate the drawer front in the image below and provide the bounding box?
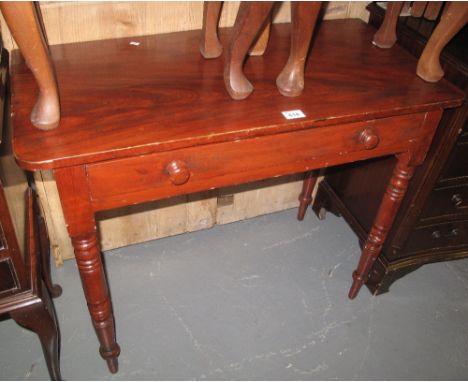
[420,184,468,221]
[87,114,425,211]
[402,220,468,256]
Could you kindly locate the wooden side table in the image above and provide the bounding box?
[8,20,464,373]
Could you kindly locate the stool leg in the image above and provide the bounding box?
[224,1,275,100]
[416,2,468,82]
[276,2,321,97]
[349,153,415,299]
[372,2,404,49]
[0,2,60,130]
[297,171,318,221]
[200,1,224,59]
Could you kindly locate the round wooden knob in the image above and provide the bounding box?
[165,160,190,185]
[359,128,380,150]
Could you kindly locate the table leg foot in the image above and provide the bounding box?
[297,170,318,221]
[349,153,415,299]
[372,2,404,49]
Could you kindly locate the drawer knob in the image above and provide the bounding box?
[359,128,380,150]
[165,160,190,185]
[451,193,463,207]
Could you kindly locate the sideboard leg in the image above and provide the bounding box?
[276,2,321,97]
[200,1,224,59]
[416,2,468,82]
[224,1,274,100]
[372,2,404,49]
[72,233,120,373]
[297,170,318,221]
[349,153,415,299]
[0,1,60,130]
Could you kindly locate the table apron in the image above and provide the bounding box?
[86,113,427,212]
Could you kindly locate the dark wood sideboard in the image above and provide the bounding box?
[0,47,61,380]
[313,2,468,294]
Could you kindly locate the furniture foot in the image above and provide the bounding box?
[416,2,468,82]
[372,2,404,49]
[72,233,120,373]
[0,2,60,130]
[224,1,274,100]
[200,1,224,59]
[297,170,318,221]
[276,2,321,97]
[11,285,62,381]
[349,153,415,299]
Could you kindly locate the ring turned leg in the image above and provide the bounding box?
[224,1,274,100]
[372,1,404,49]
[276,2,321,97]
[297,170,318,221]
[72,233,120,373]
[416,2,468,82]
[349,153,415,299]
[0,1,60,130]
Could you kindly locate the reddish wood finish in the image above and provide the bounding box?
[0,2,60,130]
[276,2,321,97]
[372,1,404,48]
[224,1,275,99]
[9,20,464,372]
[373,1,468,83]
[297,171,318,221]
[200,2,224,59]
[417,2,468,82]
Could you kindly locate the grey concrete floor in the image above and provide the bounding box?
[1,208,468,380]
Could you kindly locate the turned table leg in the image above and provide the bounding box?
[54,167,120,373]
[348,152,415,299]
[416,2,468,82]
[372,2,404,49]
[297,170,318,221]
[0,1,60,130]
[224,1,274,100]
[276,2,321,97]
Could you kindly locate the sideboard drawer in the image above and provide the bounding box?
[87,114,425,211]
[420,184,468,221]
[402,220,468,256]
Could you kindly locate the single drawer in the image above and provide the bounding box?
[402,220,468,256]
[420,184,468,221]
[87,114,425,211]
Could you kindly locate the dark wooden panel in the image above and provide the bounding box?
[420,184,468,221]
[0,258,18,294]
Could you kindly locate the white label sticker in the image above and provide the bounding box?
[281,109,306,120]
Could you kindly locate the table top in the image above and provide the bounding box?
[10,19,464,171]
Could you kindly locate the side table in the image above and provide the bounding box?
[8,20,464,373]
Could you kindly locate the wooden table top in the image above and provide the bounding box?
[10,19,464,171]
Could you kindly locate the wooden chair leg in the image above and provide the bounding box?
[224,1,275,100]
[349,153,415,299]
[416,2,468,82]
[0,2,60,130]
[276,2,321,97]
[297,171,318,221]
[200,1,224,59]
[249,18,271,56]
[372,2,404,49]
[11,284,62,381]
